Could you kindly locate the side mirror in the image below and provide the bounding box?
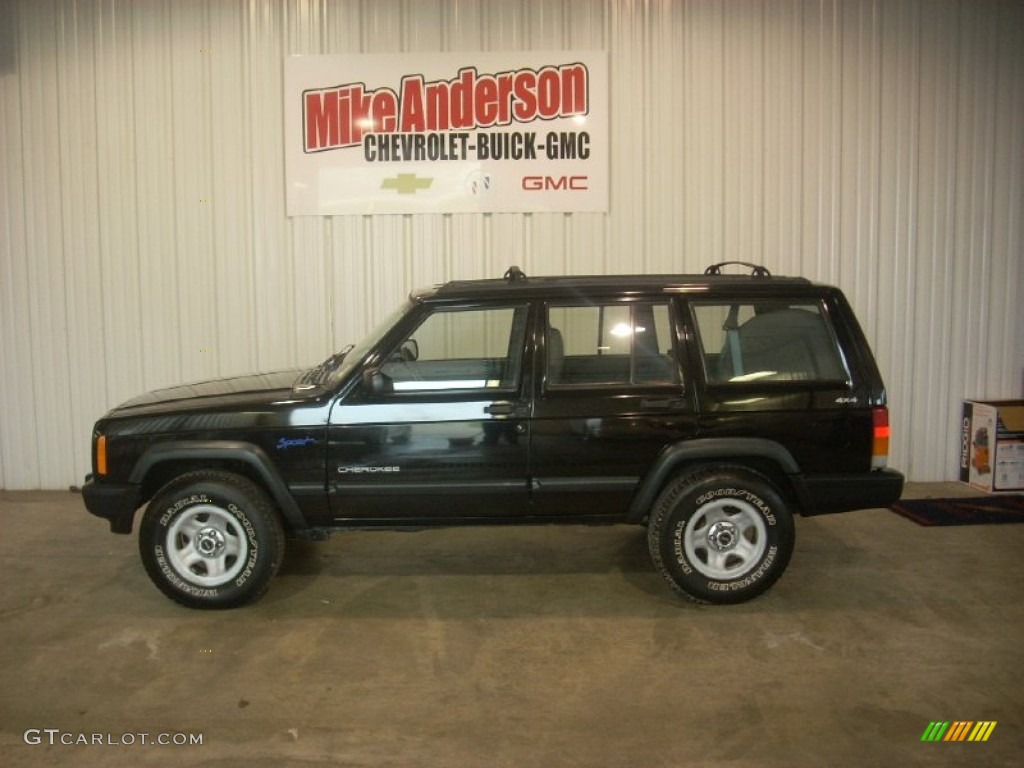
[400,339,419,362]
[362,368,394,395]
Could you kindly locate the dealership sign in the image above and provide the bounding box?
[284,52,607,215]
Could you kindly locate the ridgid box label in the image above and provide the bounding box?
[285,52,608,216]
[961,400,1024,492]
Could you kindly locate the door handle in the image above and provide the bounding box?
[641,398,684,410]
[485,401,528,417]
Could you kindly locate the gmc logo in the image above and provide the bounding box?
[521,175,589,191]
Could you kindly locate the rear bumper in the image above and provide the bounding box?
[795,469,905,516]
[82,478,142,534]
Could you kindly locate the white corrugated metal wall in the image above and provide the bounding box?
[1,0,1022,489]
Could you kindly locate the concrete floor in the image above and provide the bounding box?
[0,483,1021,767]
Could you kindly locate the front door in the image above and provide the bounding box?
[327,302,532,523]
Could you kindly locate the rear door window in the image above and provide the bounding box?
[546,301,680,387]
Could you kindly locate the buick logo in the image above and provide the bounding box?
[465,170,493,197]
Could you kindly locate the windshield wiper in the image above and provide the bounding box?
[295,344,354,389]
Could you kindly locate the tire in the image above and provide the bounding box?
[138,470,285,609]
[647,466,795,604]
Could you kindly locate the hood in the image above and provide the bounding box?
[113,370,304,413]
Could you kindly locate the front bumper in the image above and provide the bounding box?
[82,478,142,534]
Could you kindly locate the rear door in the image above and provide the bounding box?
[529,296,697,518]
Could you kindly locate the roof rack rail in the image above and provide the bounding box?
[703,261,772,277]
[504,265,528,282]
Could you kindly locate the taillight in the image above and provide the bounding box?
[872,407,890,469]
[96,435,108,476]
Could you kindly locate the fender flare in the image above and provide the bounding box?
[129,440,308,532]
[626,437,808,522]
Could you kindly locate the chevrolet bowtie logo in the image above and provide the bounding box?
[381,173,433,194]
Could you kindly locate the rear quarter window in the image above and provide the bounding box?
[692,300,849,384]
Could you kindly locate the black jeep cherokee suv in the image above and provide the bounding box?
[83,262,904,608]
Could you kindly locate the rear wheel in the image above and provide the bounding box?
[647,466,795,604]
[139,470,285,609]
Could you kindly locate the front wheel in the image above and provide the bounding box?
[139,471,285,609]
[647,467,795,604]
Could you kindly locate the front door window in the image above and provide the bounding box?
[380,306,526,393]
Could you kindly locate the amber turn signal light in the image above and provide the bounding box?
[96,435,108,476]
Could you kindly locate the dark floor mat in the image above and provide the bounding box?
[889,495,1024,526]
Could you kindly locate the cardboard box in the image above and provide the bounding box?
[960,400,1024,492]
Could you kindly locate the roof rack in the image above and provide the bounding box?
[504,265,528,282]
[704,261,772,277]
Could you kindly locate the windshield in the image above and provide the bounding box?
[317,299,413,389]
